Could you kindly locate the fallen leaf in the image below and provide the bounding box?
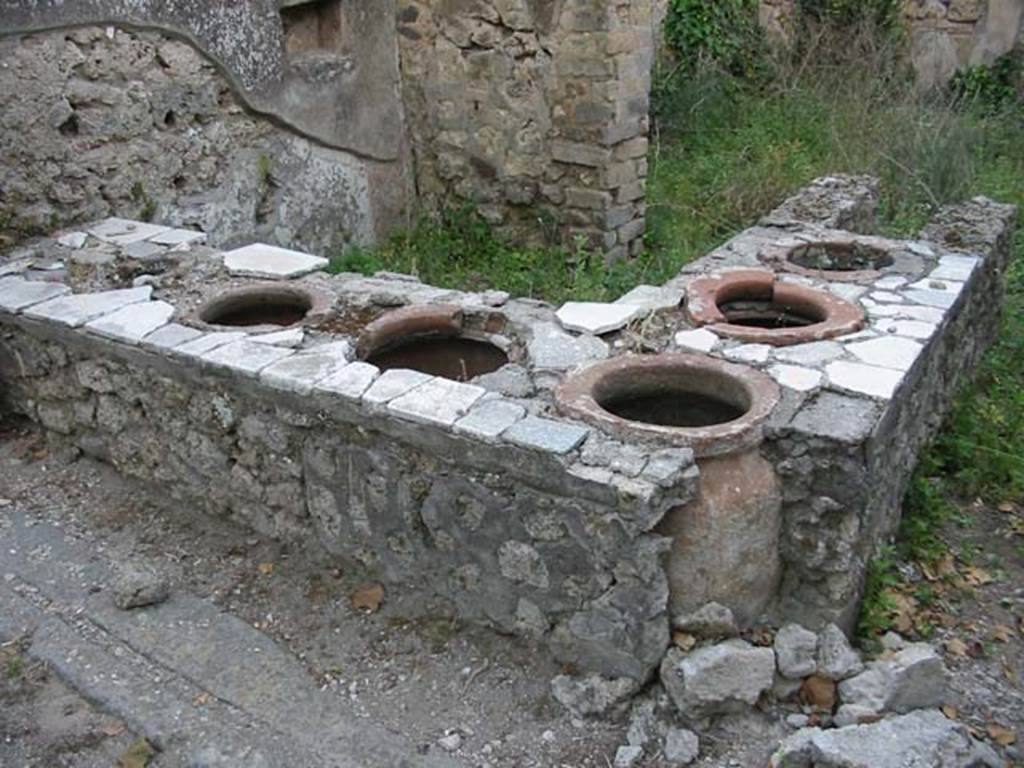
[998,501,1016,514]
[944,637,968,656]
[962,566,994,586]
[994,625,1015,643]
[257,562,275,576]
[941,704,959,720]
[672,631,697,652]
[117,738,155,768]
[193,692,211,706]
[350,582,384,613]
[935,553,957,578]
[801,675,837,712]
[987,723,1017,746]
[99,721,126,737]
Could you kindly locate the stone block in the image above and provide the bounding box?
[551,139,612,167]
[660,641,776,717]
[673,328,721,353]
[172,332,248,359]
[566,187,613,211]
[504,416,588,454]
[85,300,176,344]
[23,286,153,327]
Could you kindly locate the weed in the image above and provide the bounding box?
[6,654,24,679]
[857,546,901,638]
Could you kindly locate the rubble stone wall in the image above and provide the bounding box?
[395,0,657,257]
[0,26,389,254]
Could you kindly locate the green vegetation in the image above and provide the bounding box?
[662,0,764,78]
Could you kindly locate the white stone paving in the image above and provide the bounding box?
[88,218,172,245]
[141,323,202,351]
[673,328,721,353]
[316,362,380,400]
[85,300,176,344]
[173,331,248,358]
[0,278,72,313]
[23,286,153,327]
[772,341,844,366]
[874,319,937,340]
[723,344,772,364]
[873,276,907,290]
[827,283,869,302]
[201,339,294,377]
[929,254,979,282]
[846,336,923,372]
[388,378,487,426]
[769,364,823,393]
[826,361,904,400]
[259,344,353,395]
[222,243,328,280]
[556,301,645,335]
[870,291,903,304]
[251,328,306,347]
[362,369,433,406]
[903,288,959,310]
[454,399,527,441]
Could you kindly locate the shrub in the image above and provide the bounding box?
[663,0,765,78]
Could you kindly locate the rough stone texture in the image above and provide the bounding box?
[838,643,947,715]
[663,728,700,766]
[550,674,640,718]
[775,623,819,679]
[112,563,170,610]
[769,709,1002,768]
[672,602,739,640]
[0,26,383,253]
[817,624,864,681]
[660,641,776,718]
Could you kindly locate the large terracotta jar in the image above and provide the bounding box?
[556,353,782,625]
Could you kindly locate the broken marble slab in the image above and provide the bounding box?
[22,286,153,327]
[556,302,645,335]
[88,218,172,245]
[222,244,328,280]
[0,277,72,313]
[85,301,176,344]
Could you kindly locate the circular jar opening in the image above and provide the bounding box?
[367,336,509,381]
[357,304,510,382]
[556,353,779,457]
[685,270,864,346]
[717,298,825,330]
[786,242,894,274]
[199,286,314,328]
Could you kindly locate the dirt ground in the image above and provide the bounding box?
[0,415,1021,767]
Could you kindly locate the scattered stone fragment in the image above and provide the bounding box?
[672,602,738,640]
[88,217,171,245]
[770,709,1002,768]
[663,728,700,765]
[613,745,643,767]
[113,564,170,610]
[626,698,662,748]
[661,640,775,718]
[673,328,720,353]
[817,624,863,681]
[550,675,640,718]
[57,231,88,249]
[786,713,810,729]
[472,363,534,397]
[615,284,684,312]
[833,704,882,727]
[437,732,462,753]
[837,643,946,716]
[775,624,818,679]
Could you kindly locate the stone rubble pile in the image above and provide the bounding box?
[554,603,1000,767]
